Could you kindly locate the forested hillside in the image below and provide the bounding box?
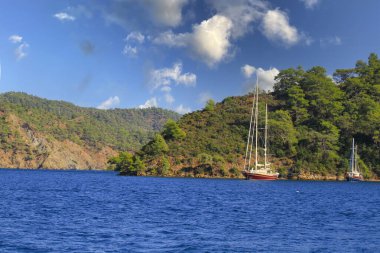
[0,92,180,169]
[110,54,380,180]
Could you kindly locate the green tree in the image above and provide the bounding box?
[142,134,169,156]
[269,110,298,157]
[108,152,146,175]
[204,99,215,111]
[162,119,186,140]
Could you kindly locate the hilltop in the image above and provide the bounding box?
[110,54,380,180]
[0,92,180,169]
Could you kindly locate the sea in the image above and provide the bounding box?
[0,169,379,252]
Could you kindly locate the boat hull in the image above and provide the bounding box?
[346,175,363,182]
[243,171,279,180]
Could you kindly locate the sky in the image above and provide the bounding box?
[0,0,379,113]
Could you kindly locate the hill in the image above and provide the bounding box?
[0,92,180,169]
[110,53,380,180]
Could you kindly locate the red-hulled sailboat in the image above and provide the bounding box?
[242,78,279,181]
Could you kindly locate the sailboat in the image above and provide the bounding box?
[346,138,363,181]
[242,79,279,180]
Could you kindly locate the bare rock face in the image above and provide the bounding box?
[0,114,117,170]
[41,140,117,170]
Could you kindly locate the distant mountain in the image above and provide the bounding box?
[0,92,180,169]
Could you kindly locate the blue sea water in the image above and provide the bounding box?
[0,169,379,252]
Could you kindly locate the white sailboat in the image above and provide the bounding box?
[242,79,279,180]
[346,138,363,181]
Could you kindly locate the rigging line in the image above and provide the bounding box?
[255,77,259,171]
[248,104,256,170]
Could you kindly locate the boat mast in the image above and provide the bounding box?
[243,86,256,171]
[264,104,268,170]
[255,78,259,171]
[351,138,355,173]
[354,144,358,173]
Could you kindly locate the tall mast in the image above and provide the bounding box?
[243,87,256,171]
[355,144,358,173]
[255,77,259,170]
[264,104,268,169]
[352,138,354,173]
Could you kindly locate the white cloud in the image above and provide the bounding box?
[97,96,120,109]
[142,0,188,27]
[122,45,138,57]
[175,104,191,114]
[261,9,300,47]
[242,65,280,91]
[15,43,29,60]
[164,93,175,104]
[54,12,76,21]
[241,64,256,78]
[210,0,268,39]
[149,62,196,90]
[300,0,320,9]
[154,15,233,66]
[139,97,158,109]
[9,35,23,43]
[190,15,233,66]
[257,67,280,91]
[320,36,342,47]
[126,31,145,43]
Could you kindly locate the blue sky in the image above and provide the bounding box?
[0,0,379,113]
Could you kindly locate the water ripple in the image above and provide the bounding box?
[0,169,379,252]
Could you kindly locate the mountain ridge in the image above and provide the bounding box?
[0,92,180,169]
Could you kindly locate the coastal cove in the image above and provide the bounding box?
[0,169,379,252]
[1,1,380,252]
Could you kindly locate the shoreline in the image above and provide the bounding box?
[1,167,379,182]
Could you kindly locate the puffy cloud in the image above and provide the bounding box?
[210,0,268,38]
[139,97,158,109]
[142,0,188,27]
[154,15,233,66]
[54,12,76,21]
[242,65,280,91]
[261,9,300,47]
[97,96,120,109]
[123,32,145,57]
[299,0,320,9]
[15,43,29,60]
[9,35,23,43]
[190,15,233,66]
[126,31,145,43]
[149,62,196,91]
[241,64,256,78]
[175,104,191,114]
[9,34,29,60]
[122,45,138,57]
[257,67,280,91]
